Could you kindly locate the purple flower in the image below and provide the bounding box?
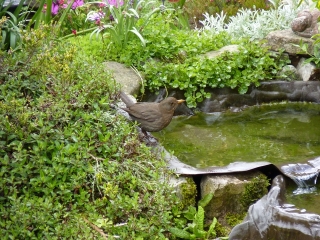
[87,11,106,22]
[62,0,84,9]
[51,1,60,15]
[72,0,84,9]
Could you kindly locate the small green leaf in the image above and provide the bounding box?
[195,206,204,231]
[198,193,214,208]
[169,227,191,239]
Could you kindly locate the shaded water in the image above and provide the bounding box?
[154,102,320,169]
[286,182,320,214]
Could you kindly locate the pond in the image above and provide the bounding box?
[286,182,320,214]
[154,102,320,169]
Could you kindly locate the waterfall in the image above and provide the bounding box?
[281,158,320,194]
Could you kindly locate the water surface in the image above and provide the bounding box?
[154,102,320,168]
[286,183,320,214]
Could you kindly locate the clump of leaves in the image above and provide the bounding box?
[143,40,289,107]
[296,37,320,68]
[0,0,27,50]
[169,193,228,239]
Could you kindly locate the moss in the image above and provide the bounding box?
[178,177,197,209]
[240,173,270,210]
[226,212,247,227]
[214,221,231,237]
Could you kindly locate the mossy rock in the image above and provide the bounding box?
[200,171,269,227]
[170,176,197,209]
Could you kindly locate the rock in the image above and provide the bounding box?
[297,58,317,81]
[104,61,142,95]
[200,171,264,226]
[296,57,317,81]
[202,45,239,59]
[277,65,301,81]
[291,9,320,38]
[195,81,320,112]
[229,175,320,240]
[169,175,197,208]
[265,29,314,55]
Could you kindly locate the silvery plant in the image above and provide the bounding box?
[199,0,316,41]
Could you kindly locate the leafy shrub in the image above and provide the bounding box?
[169,193,228,240]
[0,26,180,239]
[143,40,289,107]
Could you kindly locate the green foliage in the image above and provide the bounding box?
[83,8,290,108]
[296,37,320,68]
[198,193,214,208]
[0,0,27,50]
[143,40,289,107]
[66,33,106,62]
[95,9,230,66]
[27,0,94,38]
[0,26,180,239]
[87,0,166,49]
[240,174,270,210]
[169,193,225,240]
[56,4,96,37]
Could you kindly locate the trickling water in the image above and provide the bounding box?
[281,163,319,194]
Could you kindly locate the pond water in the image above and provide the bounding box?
[286,182,320,214]
[154,102,320,169]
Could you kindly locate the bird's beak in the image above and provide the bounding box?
[177,99,185,104]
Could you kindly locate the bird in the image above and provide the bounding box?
[120,91,185,132]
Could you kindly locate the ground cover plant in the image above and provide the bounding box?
[0,26,185,239]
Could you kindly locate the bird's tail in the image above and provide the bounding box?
[120,91,136,107]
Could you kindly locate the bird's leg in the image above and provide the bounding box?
[139,129,158,146]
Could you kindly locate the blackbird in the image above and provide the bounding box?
[120,91,185,132]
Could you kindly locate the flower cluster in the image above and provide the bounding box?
[51,0,85,15]
[86,0,124,24]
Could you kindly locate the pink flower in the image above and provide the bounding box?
[72,29,77,35]
[42,4,47,13]
[107,0,124,7]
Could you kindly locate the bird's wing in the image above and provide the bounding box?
[127,103,162,122]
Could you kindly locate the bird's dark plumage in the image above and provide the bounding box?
[120,91,185,132]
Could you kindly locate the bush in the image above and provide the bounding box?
[0,26,180,239]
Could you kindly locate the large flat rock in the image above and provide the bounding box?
[265,29,315,55]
